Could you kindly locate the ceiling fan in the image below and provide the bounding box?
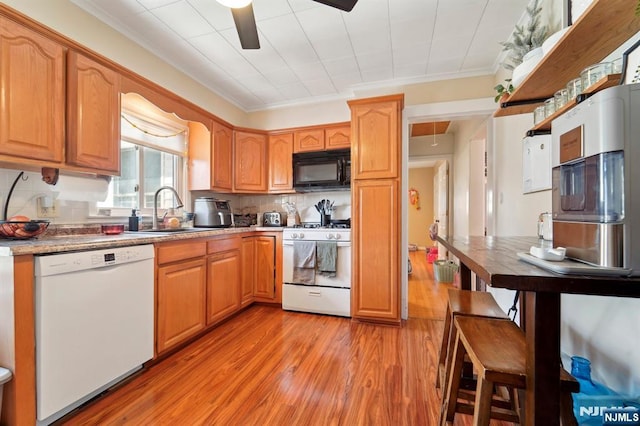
[217,0,359,49]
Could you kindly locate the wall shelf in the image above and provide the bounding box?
[529,73,621,132]
[494,0,640,118]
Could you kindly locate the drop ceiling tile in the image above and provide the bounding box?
[290,61,331,81]
[262,67,301,86]
[329,72,362,91]
[150,1,213,39]
[394,63,429,78]
[356,52,392,72]
[136,0,180,10]
[189,32,257,78]
[321,56,360,76]
[303,77,337,96]
[186,0,235,31]
[311,38,354,61]
[277,82,311,100]
[252,86,287,104]
[361,67,393,82]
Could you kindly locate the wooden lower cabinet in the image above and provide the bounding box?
[241,235,277,302]
[207,247,242,325]
[351,179,400,323]
[241,237,256,306]
[207,237,242,325]
[254,236,276,300]
[156,257,207,354]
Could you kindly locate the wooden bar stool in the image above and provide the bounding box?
[436,289,510,389]
[440,316,579,426]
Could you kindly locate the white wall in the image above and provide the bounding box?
[468,125,486,236]
[492,114,551,236]
[451,118,486,237]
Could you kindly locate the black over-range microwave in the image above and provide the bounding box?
[292,148,350,192]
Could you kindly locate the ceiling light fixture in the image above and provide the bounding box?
[217,0,252,8]
[431,121,438,147]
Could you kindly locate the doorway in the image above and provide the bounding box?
[401,98,496,320]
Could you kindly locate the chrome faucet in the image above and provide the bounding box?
[152,186,184,230]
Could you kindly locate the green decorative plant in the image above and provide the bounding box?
[494,79,514,103]
[500,0,548,70]
[636,0,640,16]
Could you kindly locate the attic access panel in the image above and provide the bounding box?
[410,121,450,137]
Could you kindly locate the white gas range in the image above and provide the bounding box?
[282,226,351,317]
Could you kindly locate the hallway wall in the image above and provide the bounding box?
[408,167,434,249]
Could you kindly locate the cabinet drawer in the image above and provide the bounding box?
[207,236,241,254]
[156,241,207,264]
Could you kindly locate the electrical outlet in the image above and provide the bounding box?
[37,198,60,218]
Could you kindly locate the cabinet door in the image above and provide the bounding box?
[241,237,255,306]
[157,258,207,354]
[268,132,293,192]
[325,125,350,150]
[294,128,324,153]
[254,235,276,300]
[207,249,242,325]
[350,97,402,179]
[187,120,212,191]
[212,121,233,191]
[66,51,121,174]
[0,17,64,163]
[234,130,267,191]
[351,179,399,323]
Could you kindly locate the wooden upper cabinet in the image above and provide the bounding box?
[0,16,65,163]
[325,124,351,150]
[349,96,403,180]
[268,132,293,192]
[234,130,267,192]
[187,120,212,191]
[66,51,121,174]
[294,128,324,153]
[212,121,233,191]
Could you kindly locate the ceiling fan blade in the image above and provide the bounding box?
[231,4,260,49]
[311,0,358,12]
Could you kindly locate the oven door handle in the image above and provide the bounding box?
[283,241,351,247]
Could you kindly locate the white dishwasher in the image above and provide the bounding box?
[34,244,154,425]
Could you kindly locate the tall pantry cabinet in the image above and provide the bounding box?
[348,94,404,324]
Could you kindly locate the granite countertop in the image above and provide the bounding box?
[0,225,284,256]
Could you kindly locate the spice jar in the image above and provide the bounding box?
[534,105,546,124]
[566,77,583,100]
[554,89,568,110]
[544,98,556,118]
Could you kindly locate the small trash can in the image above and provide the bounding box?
[0,367,12,420]
[433,260,458,283]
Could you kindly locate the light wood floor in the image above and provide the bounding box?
[62,251,511,425]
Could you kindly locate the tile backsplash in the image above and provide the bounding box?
[0,168,89,223]
[1,167,351,226]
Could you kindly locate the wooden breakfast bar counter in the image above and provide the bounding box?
[436,235,640,426]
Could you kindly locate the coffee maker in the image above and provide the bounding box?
[551,84,640,275]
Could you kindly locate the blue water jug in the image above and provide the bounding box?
[571,356,621,425]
